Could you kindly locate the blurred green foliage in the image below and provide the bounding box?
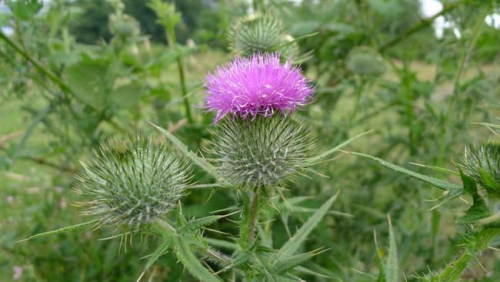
[1,0,500,281]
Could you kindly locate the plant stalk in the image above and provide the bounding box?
[428,228,500,281]
[165,23,193,124]
[240,187,261,248]
[0,31,73,96]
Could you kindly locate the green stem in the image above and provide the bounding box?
[240,187,261,248]
[176,57,193,123]
[262,188,275,248]
[0,31,73,96]
[439,7,490,163]
[428,228,500,282]
[165,24,193,123]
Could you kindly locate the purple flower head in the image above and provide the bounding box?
[205,53,314,123]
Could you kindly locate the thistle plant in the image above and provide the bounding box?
[205,53,314,191]
[75,136,190,230]
[353,136,500,281]
[229,14,299,58]
[462,140,500,198]
[21,50,351,281]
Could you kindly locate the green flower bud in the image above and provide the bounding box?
[229,14,294,57]
[346,47,386,77]
[462,141,500,198]
[109,14,140,39]
[75,136,191,230]
[209,114,312,189]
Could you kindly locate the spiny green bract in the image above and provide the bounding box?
[209,114,311,189]
[462,141,500,197]
[75,136,191,229]
[229,14,298,58]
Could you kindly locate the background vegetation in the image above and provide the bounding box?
[1,0,499,281]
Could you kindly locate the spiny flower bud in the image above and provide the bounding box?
[210,114,311,188]
[75,136,191,229]
[205,53,314,123]
[346,47,386,77]
[229,14,297,58]
[462,141,500,198]
[109,14,140,39]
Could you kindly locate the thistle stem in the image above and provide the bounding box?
[176,57,193,123]
[240,187,261,248]
[429,228,500,281]
[0,31,74,97]
[247,189,260,243]
[164,22,193,124]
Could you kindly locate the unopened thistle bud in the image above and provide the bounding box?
[205,53,314,188]
[462,141,500,198]
[346,47,386,77]
[109,14,141,39]
[213,115,310,188]
[75,136,191,229]
[229,14,298,58]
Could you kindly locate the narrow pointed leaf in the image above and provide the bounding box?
[275,191,339,261]
[186,215,227,231]
[18,219,99,242]
[351,152,462,191]
[385,215,398,282]
[175,236,222,282]
[272,251,318,274]
[307,131,372,164]
[206,238,238,250]
[150,122,230,186]
[145,236,172,269]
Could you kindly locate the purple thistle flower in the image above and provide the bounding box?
[205,53,314,123]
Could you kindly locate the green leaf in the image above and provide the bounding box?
[456,172,490,225]
[206,238,237,250]
[145,235,172,269]
[275,191,339,261]
[373,231,386,281]
[150,122,230,186]
[478,168,500,192]
[66,59,110,110]
[185,214,229,231]
[174,236,221,282]
[18,219,99,242]
[351,152,463,192]
[110,83,142,108]
[385,215,398,282]
[7,0,42,21]
[272,251,319,274]
[307,131,372,164]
